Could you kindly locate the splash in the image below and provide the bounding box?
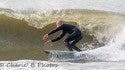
[74,24,125,62]
[0,0,125,14]
[0,0,125,61]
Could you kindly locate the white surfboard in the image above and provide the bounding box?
[44,50,86,61]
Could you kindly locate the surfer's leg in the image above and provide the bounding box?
[70,34,83,52]
[64,29,83,51]
[64,38,73,51]
[71,40,82,51]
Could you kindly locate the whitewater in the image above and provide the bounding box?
[0,0,125,70]
[0,0,125,14]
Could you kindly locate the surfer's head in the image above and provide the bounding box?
[56,20,63,27]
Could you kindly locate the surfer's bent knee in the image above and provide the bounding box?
[63,39,69,46]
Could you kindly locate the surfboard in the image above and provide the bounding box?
[44,50,77,54]
[44,50,77,58]
[44,50,86,62]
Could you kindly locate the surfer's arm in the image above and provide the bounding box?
[48,25,63,35]
[51,31,66,42]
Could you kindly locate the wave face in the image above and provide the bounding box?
[0,9,125,61]
[0,0,125,61]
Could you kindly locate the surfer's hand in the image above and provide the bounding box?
[43,34,48,40]
[44,40,52,46]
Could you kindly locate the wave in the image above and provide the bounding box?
[0,9,125,60]
[0,13,94,60]
[0,0,125,14]
[1,9,125,42]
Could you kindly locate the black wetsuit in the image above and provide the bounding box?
[48,24,83,51]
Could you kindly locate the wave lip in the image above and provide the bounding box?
[0,0,125,14]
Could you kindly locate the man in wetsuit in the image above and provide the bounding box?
[43,21,83,52]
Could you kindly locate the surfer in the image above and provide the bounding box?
[43,20,83,52]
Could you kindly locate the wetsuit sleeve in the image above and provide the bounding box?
[48,25,63,35]
[51,31,66,42]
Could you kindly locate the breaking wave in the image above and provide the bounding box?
[0,8,125,61]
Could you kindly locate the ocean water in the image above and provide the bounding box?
[0,0,125,70]
[0,60,125,70]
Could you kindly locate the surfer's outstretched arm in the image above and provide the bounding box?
[48,25,63,35]
[43,25,63,40]
[51,31,66,42]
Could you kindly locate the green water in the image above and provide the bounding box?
[0,9,125,60]
[0,15,94,60]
